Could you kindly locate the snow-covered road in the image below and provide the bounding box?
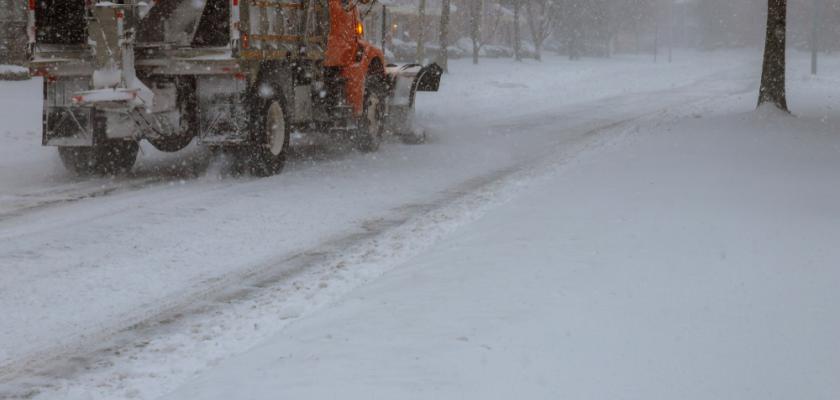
[1,50,817,398]
[164,96,840,400]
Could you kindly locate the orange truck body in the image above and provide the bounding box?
[325,0,386,115]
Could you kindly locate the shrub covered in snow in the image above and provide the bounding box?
[0,64,28,81]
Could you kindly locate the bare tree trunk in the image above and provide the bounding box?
[470,0,482,64]
[416,0,427,63]
[759,0,788,111]
[439,0,451,71]
[810,0,819,75]
[525,0,541,61]
[513,0,522,61]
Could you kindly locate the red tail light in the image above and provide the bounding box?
[28,0,35,10]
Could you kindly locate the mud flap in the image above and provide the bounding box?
[384,63,442,140]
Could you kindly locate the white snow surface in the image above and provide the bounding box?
[169,107,840,400]
[0,50,839,399]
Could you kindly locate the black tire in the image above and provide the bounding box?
[58,146,98,176]
[352,72,386,153]
[58,140,139,176]
[247,98,290,177]
[148,132,194,153]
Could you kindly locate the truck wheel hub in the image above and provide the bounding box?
[366,96,381,134]
[266,101,286,156]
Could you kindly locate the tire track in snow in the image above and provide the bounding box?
[0,176,171,222]
[0,115,636,395]
[0,142,339,224]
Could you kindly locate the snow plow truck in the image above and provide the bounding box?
[26,0,442,176]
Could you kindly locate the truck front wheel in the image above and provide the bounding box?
[352,73,386,153]
[58,140,139,176]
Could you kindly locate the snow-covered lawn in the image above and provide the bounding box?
[1,50,839,399]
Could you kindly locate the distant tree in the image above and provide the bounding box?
[438,0,452,71]
[513,0,523,61]
[525,0,556,60]
[468,0,503,64]
[588,0,614,57]
[695,0,764,49]
[556,0,583,59]
[618,0,657,53]
[498,0,524,60]
[416,0,427,63]
[564,0,653,56]
[759,0,788,111]
[469,0,484,64]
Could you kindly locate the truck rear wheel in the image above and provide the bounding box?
[58,140,139,176]
[148,134,193,153]
[248,99,289,177]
